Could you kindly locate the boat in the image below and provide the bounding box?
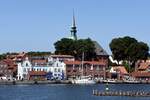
[103,79,117,83]
[123,76,140,83]
[123,79,140,84]
[72,76,96,84]
[72,52,96,84]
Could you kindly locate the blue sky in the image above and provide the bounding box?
[0,0,150,54]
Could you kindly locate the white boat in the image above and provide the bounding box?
[123,79,140,83]
[103,79,117,83]
[71,52,96,84]
[72,76,96,84]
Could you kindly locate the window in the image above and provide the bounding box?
[45,69,47,72]
[26,63,28,67]
[58,69,60,72]
[91,65,93,70]
[67,70,71,72]
[73,70,76,72]
[54,68,57,72]
[96,66,99,71]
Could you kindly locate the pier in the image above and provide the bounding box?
[93,90,150,97]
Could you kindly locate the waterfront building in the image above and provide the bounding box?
[0,59,17,80]
[64,61,106,79]
[17,57,66,80]
[131,61,150,80]
[6,52,26,63]
[28,71,47,80]
[109,66,128,80]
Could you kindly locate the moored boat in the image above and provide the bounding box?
[72,76,96,84]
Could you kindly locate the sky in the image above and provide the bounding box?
[0,0,150,54]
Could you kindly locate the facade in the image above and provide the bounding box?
[6,52,26,63]
[28,71,47,80]
[17,57,32,80]
[64,61,106,79]
[0,61,9,79]
[0,59,17,80]
[17,57,66,80]
[109,66,128,80]
[132,61,150,80]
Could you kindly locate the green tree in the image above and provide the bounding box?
[75,38,96,60]
[109,36,149,71]
[54,38,75,55]
[54,38,96,60]
[0,53,7,60]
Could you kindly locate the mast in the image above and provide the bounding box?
[81,52,84,76]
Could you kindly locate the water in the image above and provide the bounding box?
[0,84,150,100]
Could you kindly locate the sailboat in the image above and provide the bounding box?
[72,52,96,84]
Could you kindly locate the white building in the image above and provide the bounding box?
[17,57,66,80]
[50,59,66,80]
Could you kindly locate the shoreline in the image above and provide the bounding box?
[0,80,150,85]
[0,80,72,85]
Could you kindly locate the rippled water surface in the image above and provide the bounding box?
[0,84,150,100]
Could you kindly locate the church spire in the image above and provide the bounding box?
[70,11,77,40]
[73,11,76,27]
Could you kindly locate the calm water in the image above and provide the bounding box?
[0,84,150,100]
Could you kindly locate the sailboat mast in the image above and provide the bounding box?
[81,52,84,76]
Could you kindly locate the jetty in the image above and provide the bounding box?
[93,90,150,97]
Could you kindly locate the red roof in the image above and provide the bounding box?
[64,61,105,65]
[111,66,128,74]
[131,71,150,77]
[64,61,81,65]
[138,62,150,70]
[84,61,105,65]
[28,71,47,76]
[0,59,17,72]
[50,55,74,58]
[31,59,47,64]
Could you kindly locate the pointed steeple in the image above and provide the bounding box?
[70,11,77,40]
[73,11,76,27]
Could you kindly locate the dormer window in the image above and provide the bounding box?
[26,63,28,67]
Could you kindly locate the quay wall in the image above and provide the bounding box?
[0,80,72,85]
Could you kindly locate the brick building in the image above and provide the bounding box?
[64,61,106,79]
[132,61,150,80]
[0,59,17,79]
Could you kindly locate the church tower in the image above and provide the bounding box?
[70,12,77,40]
